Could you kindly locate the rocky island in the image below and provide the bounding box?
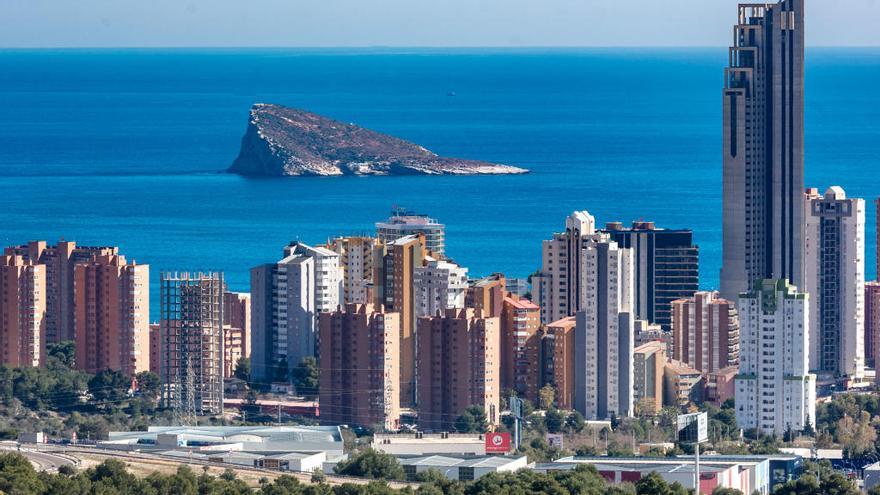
[228,103,528,177]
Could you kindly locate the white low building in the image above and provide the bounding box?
[371,433,487,456]
[399,455,529,481]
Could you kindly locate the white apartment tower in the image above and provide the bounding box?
[574,234,635,420]
[251,242,342,383]
[803,186,865,379]
[414,256,468,317]
[533,211,596,324]
[326,236,384,305]
[735,279,816,436]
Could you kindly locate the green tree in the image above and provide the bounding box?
[634,472,689,495]
[566,410,586,433]
[711,488,744,495]
[46,341,76,369]
[135,371,161,399]
[88,369,130,407]
[333,449,405,480]
[538,385,555,410]
[455,405,489,433]
[234,357,251,382]
[545,409,565,434]
[291,357,319,398]
[0,452,46,494]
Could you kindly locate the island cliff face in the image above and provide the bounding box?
[228,104,528,177]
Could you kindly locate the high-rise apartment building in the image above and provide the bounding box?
[0,254,45,367]
[4,241,119,343]
[633,341,666,414]
[416,308,499,431]
[326,236,385,305]
[500,296,541,403]
[223,291,251,361]
[378,234,426,405]
[533,211,596,325]
[720,0,805,301]
[804,187,865,379]
[414,257,468,317]
[466,273,506,318]
[735,279,815,436]
[318,304,400,430]
[670,291,739,374]
[251,242,342,384]
[574,234,635,420]
[866,282,880,370]
[376,208,445,256]
[604,221,699,330]
[545,316,576,410]
[160,272,225,417]
[73,253,150,376]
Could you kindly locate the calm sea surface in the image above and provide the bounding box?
[1,48,878,318]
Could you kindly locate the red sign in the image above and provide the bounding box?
[485,432,511,453]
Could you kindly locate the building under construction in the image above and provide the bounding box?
[160,272,225,420]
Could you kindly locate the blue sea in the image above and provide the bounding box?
[1,48,878,319]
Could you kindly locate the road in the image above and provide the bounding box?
[0,444,76,473]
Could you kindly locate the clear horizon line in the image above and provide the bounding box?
[0,44,877,50]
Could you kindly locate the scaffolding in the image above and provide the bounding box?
[160,272,225,421]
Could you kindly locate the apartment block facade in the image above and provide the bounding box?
[573,234,635,420]
[318,304,400,430]
[500,296,541,404]
[533,211,596,324]
[251,242,342,384]
[0,254,46,367]
[671,291,739,374]
[735,279,815,436]
[804,186,865,379]
[73,253,150,376]
[416,308,499,431]
[414,257,468,318]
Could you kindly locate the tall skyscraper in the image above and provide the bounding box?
[671,291,739,374]
[73,253,150,376]
[326,236,385,305]
[416,308,500,431]
[720,0,805,301]
[4,241,119,343]
[160,272,225,418]
[803,187,865,379]
[378,234,426,404]
[735,279,815,436]
[376,208,445,256]
[0,254,45,367]
[251,242,342,384]
[414,256,468,317]
[318,304,400,430]
[574,234,635,420]
[604,221,699,330]
[533,211,596,324]
[500,296,541,404]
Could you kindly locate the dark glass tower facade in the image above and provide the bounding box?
[720,0,805,301]
[604,221,699,330]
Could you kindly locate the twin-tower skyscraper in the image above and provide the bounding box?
[720,0,805,300]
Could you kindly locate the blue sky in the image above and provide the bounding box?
[2,0,878,48]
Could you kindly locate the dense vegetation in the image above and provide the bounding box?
[0,342,199,441]
[0,451,863,495]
